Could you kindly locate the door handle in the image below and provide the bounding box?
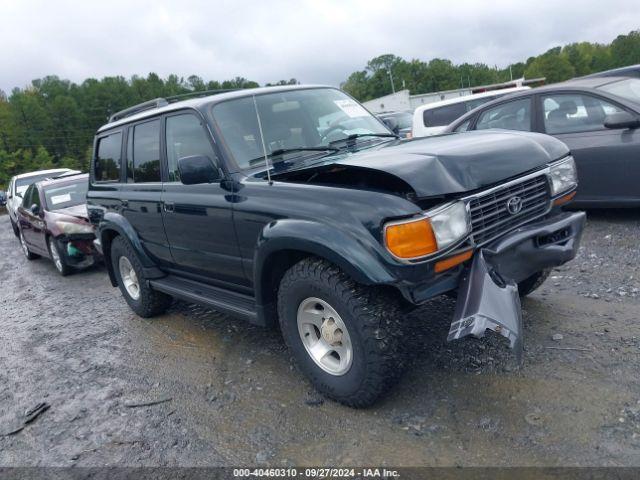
[163,202,175,213]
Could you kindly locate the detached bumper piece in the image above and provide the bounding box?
[58,236,100,269]
[447,211,586,362]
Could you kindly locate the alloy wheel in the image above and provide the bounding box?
[296,297,353,376]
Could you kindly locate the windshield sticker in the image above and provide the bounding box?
[50,193,71,205]
[333,99,369,118]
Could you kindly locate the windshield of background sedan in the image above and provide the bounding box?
[597,78,640,103]
[211,88,390,170]
[15,174,56,196]
[43,180,88,211]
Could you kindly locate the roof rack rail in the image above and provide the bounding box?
[164,88,240,103]
[109,98,169,123]
[107,89,243,124]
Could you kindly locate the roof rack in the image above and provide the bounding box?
[107,89,241,124]
[109,98,169,123]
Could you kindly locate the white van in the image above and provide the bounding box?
[412,87,531,138]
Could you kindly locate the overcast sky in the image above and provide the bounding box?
[1,0,638,93]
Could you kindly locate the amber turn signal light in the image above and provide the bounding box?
[385,218,438,259]
[553,191,576,206]
[434,249,473,273]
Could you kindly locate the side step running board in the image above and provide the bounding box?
[149,276,258,323]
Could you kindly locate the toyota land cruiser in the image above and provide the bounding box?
[87,86,585,407]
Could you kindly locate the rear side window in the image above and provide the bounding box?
[423,103,467,127]
[476,98,532,132]
[95,133,123,182]
[165,114,218,182]
[128,119,161,183]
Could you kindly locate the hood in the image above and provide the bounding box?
[327,130,569,197]
[52,204,89,221]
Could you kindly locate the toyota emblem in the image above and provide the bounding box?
[506,196,523,215]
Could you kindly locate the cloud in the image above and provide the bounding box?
[1,0,638,92]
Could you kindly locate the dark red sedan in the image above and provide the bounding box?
[17,173,100,276]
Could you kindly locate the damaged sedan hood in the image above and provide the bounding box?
[52,204,89,221]
[328,130,569,197]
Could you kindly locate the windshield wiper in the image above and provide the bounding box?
[249,147,339,167]
[328,133,399,148]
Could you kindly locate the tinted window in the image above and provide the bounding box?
[542,94,624,134]
[165,114,217,182]
[16,173,58,192]
[43,179,88,211]
[129,119,161,182]
[476,98,532,131]
[423,103,467,127]
[95,133,122,182]
[465,96,497,111]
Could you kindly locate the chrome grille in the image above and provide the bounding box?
[469,174,550,246]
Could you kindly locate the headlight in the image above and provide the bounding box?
[384,201,469,260]
[549,156,577,196]
[55,221,94,235]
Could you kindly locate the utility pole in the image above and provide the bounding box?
[388,69,396,94]
[509,65,513,81]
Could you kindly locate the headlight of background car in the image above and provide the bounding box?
[55,221,94,235]
[549,156,577,196]
[384,201,469,260]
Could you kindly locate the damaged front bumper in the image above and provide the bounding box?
[55,234,101,269]
[447,211,586,361]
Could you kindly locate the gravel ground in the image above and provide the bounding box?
[0,209,639,467]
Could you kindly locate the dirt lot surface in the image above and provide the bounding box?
[1,209,639,467]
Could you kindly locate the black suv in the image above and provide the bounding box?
[88,86,585,407]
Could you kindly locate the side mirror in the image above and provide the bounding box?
[381,116,400,134]
[178,155,221,185]
[604,111,640,130]
[29,204,40,215]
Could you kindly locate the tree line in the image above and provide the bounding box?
[1,29,639,189]
[341,30,640,101]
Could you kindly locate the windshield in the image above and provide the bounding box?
[211,88,390,170]
[597,78,640,103]
[43,179,88,211]
[16,174,57,195]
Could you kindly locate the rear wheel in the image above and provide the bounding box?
[111,236,172,317]
[518,268,552,297]
[277,257,406,407]
[19,228,39,260]
[48,237,72,276]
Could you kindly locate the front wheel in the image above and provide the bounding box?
[48,237,72,276]
[110,236,172,318]
[277,258,406,407]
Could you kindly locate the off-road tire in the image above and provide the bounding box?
[48,236,73,277]
[19,228,39,260]
[277,257,406,408]
[111,236,172,318]
[518,268,552,297]
[10,217,19,237]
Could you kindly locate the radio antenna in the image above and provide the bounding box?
[252,95,272,185]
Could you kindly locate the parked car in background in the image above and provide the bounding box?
[412,87,530,138]
[6,169,75,236]
[377,111,413,138]
[444,76,640,207]
[17,173,98,276]
[580,64,640,79]
[88,86,584,406]
[0,190,6,207]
